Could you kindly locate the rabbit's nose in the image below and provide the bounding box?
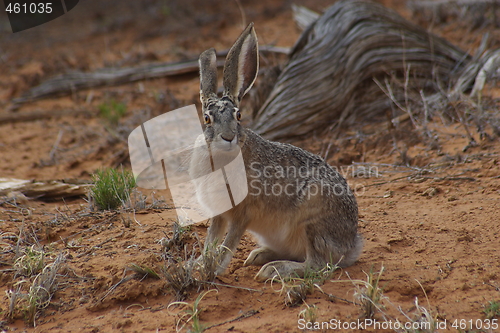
[221,133,235,142]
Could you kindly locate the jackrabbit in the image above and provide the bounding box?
[190,23,362,281]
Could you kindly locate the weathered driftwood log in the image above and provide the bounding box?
[251,0,479,140]
[11,59,207,105]
[0,109,85,124]
[0,178,91,199]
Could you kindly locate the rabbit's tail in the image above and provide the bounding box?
[338,233,363,268]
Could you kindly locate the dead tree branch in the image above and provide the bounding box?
[11,46,289,105]
[251,0,497,141]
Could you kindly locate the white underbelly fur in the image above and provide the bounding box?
[247,218,307,261]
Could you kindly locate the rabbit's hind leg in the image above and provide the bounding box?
[253,223,335,281]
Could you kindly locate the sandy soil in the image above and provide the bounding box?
[1,0,500,332]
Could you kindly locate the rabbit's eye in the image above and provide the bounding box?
[235,111,242,121]
[204,114,211,124]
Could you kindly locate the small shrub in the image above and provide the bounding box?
[14,246,45,277]
[484,300,500,319]
[90,167,136,211]
[98,99,127,126]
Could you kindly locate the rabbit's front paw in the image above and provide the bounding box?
[244,247,280,266]
[255,260,306,282]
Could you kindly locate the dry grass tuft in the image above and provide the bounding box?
[13,245,46,277]
[129,263,161,280]
[270,263,339,307]
[162,258,198,302]
[5,253,66,327]
[168,289,217,333]
[352,266,386,319]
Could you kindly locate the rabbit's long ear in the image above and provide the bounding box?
[199,48,218,105]
[223,23,259,105]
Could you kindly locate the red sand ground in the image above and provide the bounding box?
[1,0,499,332]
